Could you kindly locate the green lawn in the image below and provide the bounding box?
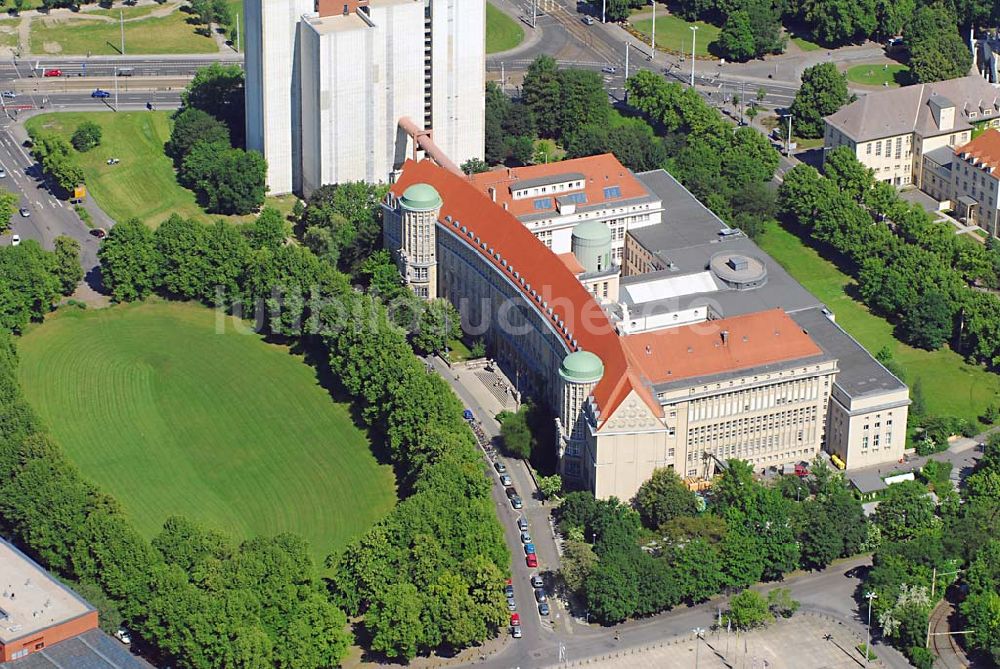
[30,9,217,56]
[0,18,18,49]
[485,1,523,54]
[790,35,821,52]
[758,221,1000,424]
[629,12,720,57]
[226,0,243,51]
[28,112,206,227]
[17,301,396,561]
[846,63,910,87]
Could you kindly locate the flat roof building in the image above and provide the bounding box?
[0,539,97,663]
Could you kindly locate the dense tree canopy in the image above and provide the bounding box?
[789,63,852,138]
[905,3,973,83]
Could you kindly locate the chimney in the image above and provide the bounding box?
[721,330,729,346]
[488,186,496,202]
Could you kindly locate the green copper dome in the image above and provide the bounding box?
[400,183,442,211]
[571,220,613,244]
[559,350,605,383]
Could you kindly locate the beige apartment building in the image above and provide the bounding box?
[384,158,909,501]
[824,76,1000,188]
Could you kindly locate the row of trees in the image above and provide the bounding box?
[625,70,780,238]
[860,438,1000,667]
[28,131,85,194]
[557,458,868,624]
[778,147,1000,368]
[97,201,511,660]
[167,67,265,215]
[0,237,81,332]
[0,328,352,669]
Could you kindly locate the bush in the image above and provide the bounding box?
[73,204,91,227]
[907,645,934,669]
[70,121,102,152]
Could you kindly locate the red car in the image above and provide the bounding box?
[43,69,62,77]
[510,613,520,626]
[526,554,538,568]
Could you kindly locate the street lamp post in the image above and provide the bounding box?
[689,25,699,86]
[601,0,606,23]
[693,627,705,669]
[650,0,656,61]
[864,591,877,667]
[119,9,125,56]
[784,112,793,156]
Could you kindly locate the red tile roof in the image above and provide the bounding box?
[467,154,651,218]
[621,309,823,385]
[557,252,585,275]
[390,161,824,427]
[956,129,1000,172]
[391,159,654,422]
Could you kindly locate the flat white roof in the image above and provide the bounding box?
[622,271,720,304]
[0,539,93,644]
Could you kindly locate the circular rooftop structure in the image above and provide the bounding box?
[572,220,613,244]
[559,350,605,383]
[709,252,767,290]
[400,183,443,211]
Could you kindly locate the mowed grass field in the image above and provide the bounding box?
[630,12,719,57]
[486,2,524,54]
[27,112,204,227]
[845,62,910,87]
[759,221,1000,424]
[16,301,396,560]
[30,8,216,56]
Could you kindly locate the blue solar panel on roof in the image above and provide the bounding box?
[566,193,588,204]
[533,197,553,210]
[603,186,622,199]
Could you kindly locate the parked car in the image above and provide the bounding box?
[530,574,544,588]
[511,625,522,638]
[10,234,19,246]
[602,66,617,74]
[523,543,536,555]
[526,553,537,568]
[90,227,108,239]
[510,613,520,627]
[494,461,507,474]
[506,596,517,611]
[0,168,6,178]
[504,583,514,598]
[463,408,474,420]
[520,531,532,544]
[538,602,550,616]
[91,89,111,98]
[505,486,518,498]
[43,69,62,77]
[582,16,595,24]
[511,495,523,509]
[18,207,29,217]
[499,473,512,486]
[0,90,15,98]
[534,588,547,603]
[115,628,132,645]
[517,517,528,532]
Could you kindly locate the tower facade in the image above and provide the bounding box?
[384,182,441,299]
[244,0,314,195]
[556,351,604,469]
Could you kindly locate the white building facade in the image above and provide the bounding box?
[245,0,485,196]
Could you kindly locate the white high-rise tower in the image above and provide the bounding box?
[244,0,485,196]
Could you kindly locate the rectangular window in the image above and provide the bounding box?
[895,137,902,159]
[874,434,880,447]
[603,186,622,199]
[866,142,872,155]
[862,435,869,449]
[876,141,882,156]
[533,198,553,210]
[565,192,588,204]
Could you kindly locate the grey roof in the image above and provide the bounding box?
[620,233,823,317]
[825,76,1000,142]
[923,145,955,167]
[849,469,888,495]
[790,307,907,398]
[0,629,154,669]
[627,169,906,402]
[511,172,586,191]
